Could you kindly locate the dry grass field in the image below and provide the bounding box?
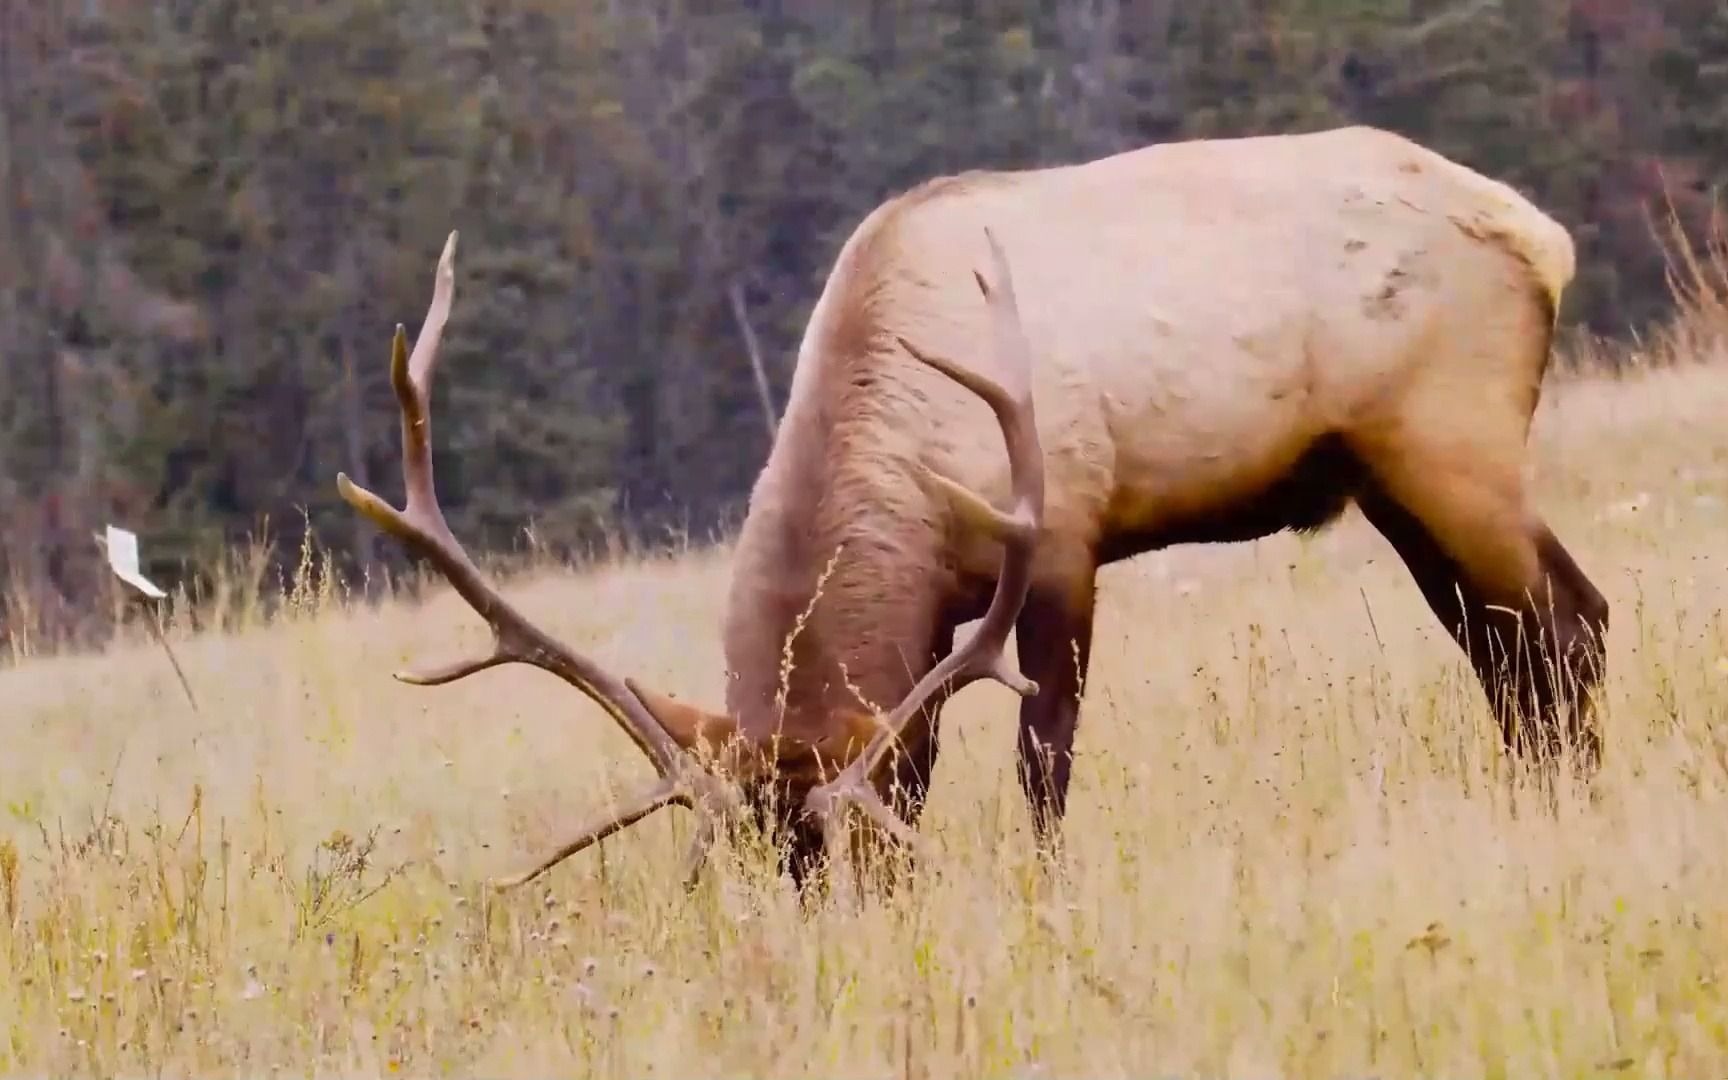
[5,349,1728,1077]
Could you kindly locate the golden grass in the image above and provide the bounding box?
[5,355,1728,1078]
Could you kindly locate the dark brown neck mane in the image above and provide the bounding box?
[719,231,957,753]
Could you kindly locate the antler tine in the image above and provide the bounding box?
[487,777,688,892]
[338,231,741,890]
[803,226,1045,850]
[395,231,456,521]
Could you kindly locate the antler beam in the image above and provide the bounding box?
[802,226,1046,853]
[338,232,740,891]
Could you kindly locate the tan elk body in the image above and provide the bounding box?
[344,126,1608,890]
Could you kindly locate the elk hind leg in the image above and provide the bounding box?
[1355,457,1608,767]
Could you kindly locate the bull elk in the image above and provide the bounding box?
[340,126,1609,892]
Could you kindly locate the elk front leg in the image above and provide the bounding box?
[1014,569,1098,848]
[882,617,961,829]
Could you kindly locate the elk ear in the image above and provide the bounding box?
[626,679,737,754]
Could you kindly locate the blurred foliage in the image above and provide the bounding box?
[0,0,1720,643]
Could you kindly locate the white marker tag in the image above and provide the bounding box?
[103,524,168,599]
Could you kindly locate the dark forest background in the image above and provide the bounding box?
[3,0,1725,644]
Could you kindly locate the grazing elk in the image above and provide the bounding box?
[341,126,1609,892]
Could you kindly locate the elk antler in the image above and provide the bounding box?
[337,232,742,891]
[802,226,1045,854]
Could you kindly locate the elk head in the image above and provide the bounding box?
[338,228,1043,891]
